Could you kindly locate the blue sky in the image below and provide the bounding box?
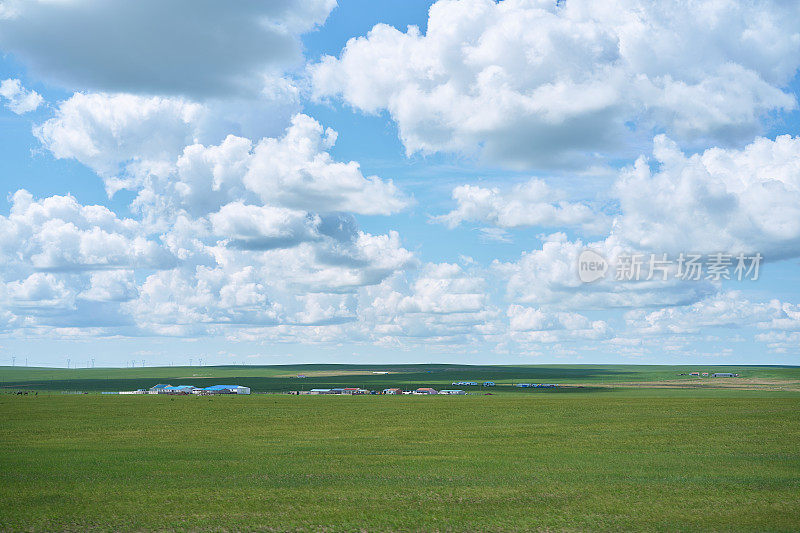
[1,0,799,367]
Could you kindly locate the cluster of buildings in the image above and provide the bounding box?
[301,387,466,395]
[298,382,564,395]
[305,387,370,395]
[117,384,251,395]
[681,372,740,377]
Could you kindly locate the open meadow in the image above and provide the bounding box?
[1,365,799,531]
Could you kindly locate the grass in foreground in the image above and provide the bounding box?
[1,393,799,531]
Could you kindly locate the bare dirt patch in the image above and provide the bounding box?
[274,370,398,378]
[572,378,800,392]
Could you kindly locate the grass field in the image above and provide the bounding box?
[1,365,799,531]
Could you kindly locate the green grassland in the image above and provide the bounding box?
[1,393,799,531]
[0,365,799,531]
[2,363,799,394]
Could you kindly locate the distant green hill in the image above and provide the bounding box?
[1,364,798,393]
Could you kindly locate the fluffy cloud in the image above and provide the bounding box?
[0,190,174,272]
[0,78,42,113]
[360,263,501,345]
[509,304,601,332]
[34,93,203,179]
[9,89,421,339]
[624,291,781,335]
[757,302,800,332]
[209,202,320,251]
[623,291,800,354]
[0,190,416,336]
[435,179,608,234]
[507,304,611,343]
[80,270,137,302]
[754,331,800,353]
[0,191,172,332]
[0,270,138,331]
[124,229,416,336]
[35,98,408,218]
[212,230,415,294]
[494,233,714,310]
[390,262,488,315]
[616,134,800,259]
[241,114,409,215]
[125,266,283,335]
[165,118,409,220]
[0,0,336,98]
[5,272,73,308]
[312,0,800,166]
[487,131,800,318]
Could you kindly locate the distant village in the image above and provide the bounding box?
[96,371,742,397]
[282,380,564,395]
[110,384,252,395]
[105,380,567,396]
[680,372,740,377]
[298,382,560,395]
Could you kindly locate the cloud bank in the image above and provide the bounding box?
[312,0,800,166]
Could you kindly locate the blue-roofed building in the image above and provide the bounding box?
[148,384,198,394]
[164,385,197,394]
[201,385,251,395]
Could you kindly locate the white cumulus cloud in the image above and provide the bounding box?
[435,179,608,234]
[0,190,175,272]
[35,97,409,219]
[616,134,800,259]
[0,77,42,113]
[312,0,800,166]
[507,304,611,343]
